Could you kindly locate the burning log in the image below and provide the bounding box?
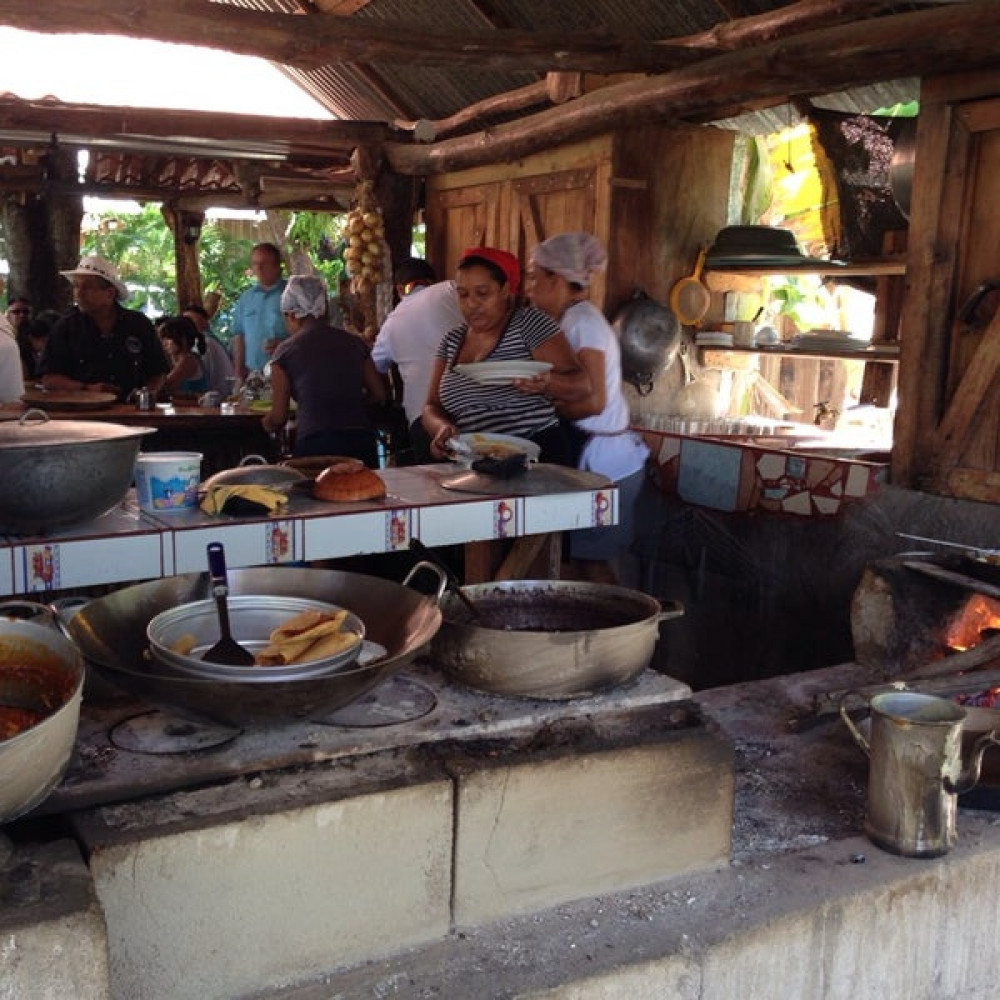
[852,555,1000,680]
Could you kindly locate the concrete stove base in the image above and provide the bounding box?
[69,699,728,1000]
[11,661,999,999]
[0,837,111,999]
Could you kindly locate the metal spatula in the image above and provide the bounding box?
[202,542,255,666]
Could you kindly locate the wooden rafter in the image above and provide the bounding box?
[0,0,704,75]
[385,2,1000,174]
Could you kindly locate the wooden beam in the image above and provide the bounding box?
[0,0,703,75]
[0,96,389,157]
[0,0,926,75]
[385,2,1000,175]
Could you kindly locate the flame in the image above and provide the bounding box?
[955,685,1000,709]
[944,594,1000,651]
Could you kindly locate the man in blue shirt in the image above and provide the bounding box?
[231,242,287,379]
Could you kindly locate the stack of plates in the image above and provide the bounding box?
[453,360,552,385]
[791,329,870,350]
[695,331,733,348]
[705,225,844,268]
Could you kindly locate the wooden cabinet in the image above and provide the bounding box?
[424,125,735,316]
[894,69,1000,501]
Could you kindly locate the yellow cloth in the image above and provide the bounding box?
[199,484,289,515]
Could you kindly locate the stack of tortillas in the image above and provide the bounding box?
[255,608,360,665]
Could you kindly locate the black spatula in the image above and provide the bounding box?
[202,542,255,666]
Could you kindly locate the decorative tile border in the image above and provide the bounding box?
[642,429,887,518]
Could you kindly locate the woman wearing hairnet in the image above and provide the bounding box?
[263,274,387,466]
[525,233,650,584]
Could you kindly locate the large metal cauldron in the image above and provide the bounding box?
[433,580,683,700]
[0,411,154,535]
[0,613,85,822]
[66,565,445,727]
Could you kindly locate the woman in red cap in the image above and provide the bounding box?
[422,246,588,464]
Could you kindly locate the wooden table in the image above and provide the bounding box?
[12,402,279,477]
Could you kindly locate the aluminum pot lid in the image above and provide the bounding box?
[0,410,155,449]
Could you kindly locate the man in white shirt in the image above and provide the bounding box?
[372,260,463,463]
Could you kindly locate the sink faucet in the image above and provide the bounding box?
[813,401,840,427]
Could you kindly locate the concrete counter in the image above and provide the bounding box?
[287,662,1000,1000]
[6,662,1000,999]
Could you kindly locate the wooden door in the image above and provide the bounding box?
[894,70,1000,501]
[509,167,602,301]
[424,182,500,281]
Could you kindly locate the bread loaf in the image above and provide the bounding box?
[313,464,386,502]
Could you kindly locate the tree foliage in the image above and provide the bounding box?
[81,205,349,344]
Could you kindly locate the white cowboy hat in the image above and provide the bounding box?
[60,255,129,300]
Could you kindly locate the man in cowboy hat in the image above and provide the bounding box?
[41,255,169,400]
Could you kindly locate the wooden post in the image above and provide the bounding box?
[162,205,204,312]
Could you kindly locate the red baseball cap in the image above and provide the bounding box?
[459,246,521,296]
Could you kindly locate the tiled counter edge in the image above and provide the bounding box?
[1,484,618,597]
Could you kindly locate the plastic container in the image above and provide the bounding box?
[134,451,203,513]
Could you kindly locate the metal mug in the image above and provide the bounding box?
[841,690,1000,857]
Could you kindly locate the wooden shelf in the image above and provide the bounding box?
[704,255,906,277]
[700,343,901,364]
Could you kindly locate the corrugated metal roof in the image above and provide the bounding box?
[253,0,923,132]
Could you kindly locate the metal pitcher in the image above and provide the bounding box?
[841,691,1000,857]
[129,387,155,411]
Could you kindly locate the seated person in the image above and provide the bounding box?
[263,274,388,467]
[421,246,588,466]
[182,304,236,396]
[40,255,168,400]
[16,316,52,382]
[157,316,210,397]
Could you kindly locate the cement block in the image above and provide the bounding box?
[450,704,733,925]
[73,750,454,1000]
[0,837,110,1000]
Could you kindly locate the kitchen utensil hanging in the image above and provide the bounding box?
[669,246,711,327]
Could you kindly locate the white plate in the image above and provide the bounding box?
[696,333,734,347]
[450,432,541,464]
[454,360,552,385]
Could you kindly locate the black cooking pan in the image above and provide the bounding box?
[64,565,445,727]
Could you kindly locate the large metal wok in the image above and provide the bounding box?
[66,565,445,727]
[433,579,684,700]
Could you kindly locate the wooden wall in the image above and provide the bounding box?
[425,124,735,317]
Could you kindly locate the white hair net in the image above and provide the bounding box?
[280,274,328,318]
[531,233,608,288]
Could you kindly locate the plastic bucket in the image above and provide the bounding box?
[134,451,203,513]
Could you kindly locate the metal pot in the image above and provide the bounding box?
[0,411,154,535]
[64,564,446,727]
[612,291,682,395]
[432,580,684,699]
[889,117,917,221]
[0,609,85,823]
[202,454,306,491]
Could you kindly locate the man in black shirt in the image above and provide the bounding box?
[41,256,169,401]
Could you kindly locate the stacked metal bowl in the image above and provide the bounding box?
[146,595,365,682]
